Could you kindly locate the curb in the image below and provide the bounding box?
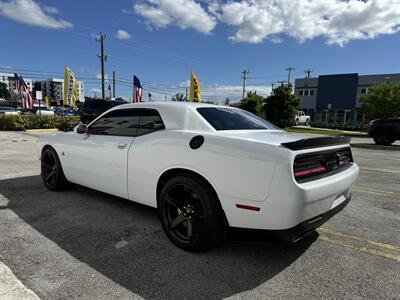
[25,128,59,133]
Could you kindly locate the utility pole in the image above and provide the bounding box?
[185,87,188,101]
[286,66,295,85]
[96,32,107,100]
[112,71,115,99]
[241,69,250,99]
[304,68,313,78]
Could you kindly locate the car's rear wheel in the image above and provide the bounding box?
[158,174,224,252]
[41,147,69,191]
[373,132,395,145]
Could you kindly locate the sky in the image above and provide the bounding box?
[0,0,399,102]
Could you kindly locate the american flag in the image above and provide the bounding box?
[14,73,33,109]
[133,75,142,103]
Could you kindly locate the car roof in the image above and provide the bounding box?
[109,102,235,132]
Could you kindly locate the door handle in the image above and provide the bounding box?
[117,143,127,149]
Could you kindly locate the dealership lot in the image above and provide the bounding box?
[0,131,399,299]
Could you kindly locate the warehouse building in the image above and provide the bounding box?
[295,73,400,123]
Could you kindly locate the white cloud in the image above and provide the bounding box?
[134,0,216,34]
[201,84,271,102]
[217,0,400,46]
[90,88,101,94]
[43,5,58,14]
[270,36,283,44]
[96,74,109,80]
[122,8,133,14]
[0,0,72,29]
[133,0,400,46]
[116,29,132,40]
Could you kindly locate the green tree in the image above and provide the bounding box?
[359,83,400,119]
[171,93,185,101]
[0,82,10,99]
[238,91,264,116]
[263,84,302,127]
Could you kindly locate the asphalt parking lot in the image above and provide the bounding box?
[0,131,399,299]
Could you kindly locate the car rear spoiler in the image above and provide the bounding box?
[281,136,351,150]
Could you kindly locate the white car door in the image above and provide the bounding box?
[66,108,141,199]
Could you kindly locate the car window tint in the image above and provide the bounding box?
[87,109,140,136]
[136,109,165,136]
[197,107,280,130]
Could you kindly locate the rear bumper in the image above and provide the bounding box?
[272,194,351,242]
[220,160,359,231]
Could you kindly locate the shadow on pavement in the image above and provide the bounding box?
[0,175,316,299]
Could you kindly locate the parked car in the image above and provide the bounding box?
[35,108,54,116]
[368,118,400,145]
[79,99,125,124]
[38,103,359,251]
[0,106,19,115]
[294,111,311,126]
[54,107,78,116]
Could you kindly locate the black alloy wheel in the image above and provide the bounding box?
[159,174,224,251]
[41,147,68,191]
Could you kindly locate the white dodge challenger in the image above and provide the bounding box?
[38,102,359,251]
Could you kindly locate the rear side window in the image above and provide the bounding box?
[87,108,165,137]
[136,109,165,136]
[87,109,141,136]
[197,107,280,130]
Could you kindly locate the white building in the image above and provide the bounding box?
[41,78,85,104]
[1,72,84,104]
[0,72,33,92]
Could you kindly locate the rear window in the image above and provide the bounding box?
[197,107,280,131]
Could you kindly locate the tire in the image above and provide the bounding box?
[373,132,395,145]
[158,174,225,252]
[41,147,69,191]
[305,119,310,126]
[295,119,299,126]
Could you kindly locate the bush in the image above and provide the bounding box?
[0,115,81,131]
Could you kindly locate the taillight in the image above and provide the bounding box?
[294,148,353,181]
[294,155,327,179]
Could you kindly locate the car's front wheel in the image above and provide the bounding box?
[41,147,69,191]
[158,174,225,252]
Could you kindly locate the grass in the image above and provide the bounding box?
[284,127,368,137]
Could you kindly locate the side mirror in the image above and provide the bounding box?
[75,124,87,134]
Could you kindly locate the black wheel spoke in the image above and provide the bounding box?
[186,219,193,238]
[46,170,56,182]
[169,214,186,230]
[42,162,52,169]
[193,211,204,219]
[165,195,182,210]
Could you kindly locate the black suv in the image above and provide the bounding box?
[79,99,126,124]
[368,118,400,145]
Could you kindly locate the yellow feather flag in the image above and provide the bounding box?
[189,71,201,102]
[64,66,78,107]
